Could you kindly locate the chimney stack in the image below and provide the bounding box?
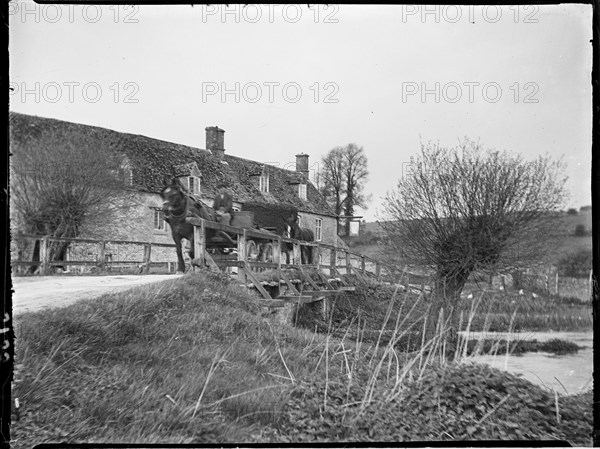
[295,153,309,180]
[206,126,225,159]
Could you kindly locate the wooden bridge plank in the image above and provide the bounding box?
[330,268,349,286]
[248,262,279,269]
[213,260,245,267]
[258,295,324,308]
[298,266,320,290]
[204,252,221,273]
[280,272,301,295]
[244,267,272,299]
[312,269,335,290]
[350,268,368,283]
[302,290,343,297]
[277,295,315,303]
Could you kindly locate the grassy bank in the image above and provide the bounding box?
[11,272,593,446]
[462,290,593,332]
[12,272,317,445]
[298,279,592,334]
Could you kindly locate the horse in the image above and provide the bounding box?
[160,178,216,274]
[282,214,315,265]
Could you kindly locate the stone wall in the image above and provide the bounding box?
[298,211,337,247]
[558,277,592,302]
[83,193,339,249]
[77,191,173,245]
[13,190,340,270]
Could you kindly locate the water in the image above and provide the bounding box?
[459,331,593,395]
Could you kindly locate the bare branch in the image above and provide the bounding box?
[380,137,568,304]
[10,128,141,264]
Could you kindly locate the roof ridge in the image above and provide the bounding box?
[10,111,212,156]
[10,111,336,217]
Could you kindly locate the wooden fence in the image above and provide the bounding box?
[515,268,594,301]
[11,226,432,296]
[11,234,179,275]
[185,217,431,299]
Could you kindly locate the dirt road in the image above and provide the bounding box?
[11,274,182,315]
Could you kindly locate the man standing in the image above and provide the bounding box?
[213,181,233,226]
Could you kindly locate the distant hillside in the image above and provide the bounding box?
[348,209,593,267]
[361,209,592,240]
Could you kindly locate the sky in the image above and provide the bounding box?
[9,3,593,221]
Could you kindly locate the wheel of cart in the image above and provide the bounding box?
[259,242,274,262]
[246,239,260,261]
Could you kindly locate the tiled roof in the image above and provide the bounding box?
[9,112,336,217]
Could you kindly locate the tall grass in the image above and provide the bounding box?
[11,272,593,447]
[458,290,592,331]
[12,273,329,446]
[274,286,592,444]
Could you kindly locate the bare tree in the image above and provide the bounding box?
[380,138,568,332]
[320,143,370,234]
[320,147,345,218]
[10,129,139,272]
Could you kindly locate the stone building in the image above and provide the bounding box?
[10,112,341,252]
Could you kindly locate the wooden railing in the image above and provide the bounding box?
[11,225,432,293]
[11,233,178,275]
[186,217,428,291]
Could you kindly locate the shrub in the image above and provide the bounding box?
[573,224,586,237]
[272,363,593,445]
[557,249,592,278]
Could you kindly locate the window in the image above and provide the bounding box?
[182,176,200,195]
[154,210,166,231]
[111,163,133,186]
[298,183,307,200]
[315,218,323,241]
[259,173,269,192]
[118,165,133,186]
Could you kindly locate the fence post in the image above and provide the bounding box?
[315,243,322,269]
[293,241,301,266]
[376,263,381,281]
[237,229,247,283]
[193,219,206,271]
[555,271,559,296]
[144,243,152,274]
[273,236,282,280]
[361,256,366,275]
[588,269,593,301]
[99,241,106,272]
[40,236,50,275]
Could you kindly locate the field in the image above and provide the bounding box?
[10,272,593,446]
[348,234,592,269]
[354,213,592,268]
